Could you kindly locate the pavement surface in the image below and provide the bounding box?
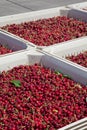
[0,0,87,16]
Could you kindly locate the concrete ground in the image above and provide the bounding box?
[0,0,87,16]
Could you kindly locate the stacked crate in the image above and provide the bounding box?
[0,3,87,130]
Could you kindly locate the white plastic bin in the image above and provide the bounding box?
[0,50,87,85]
[0,6,86,48]
[67,2,87,22]
[0,50,87,129]
[0,30,34,56]
[67,2,87,10]
[43,37,87,77]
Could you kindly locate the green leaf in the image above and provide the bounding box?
[55,70,71,79]
[63,74,71,79]
[11,80,21,87]
[55,71,61,75]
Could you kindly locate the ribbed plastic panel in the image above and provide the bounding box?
[59,118,87,130]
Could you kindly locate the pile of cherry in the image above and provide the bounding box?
[0,44,13,54]
[0,64,87,130]
[66,51,87,68]
[1,16,87,46]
